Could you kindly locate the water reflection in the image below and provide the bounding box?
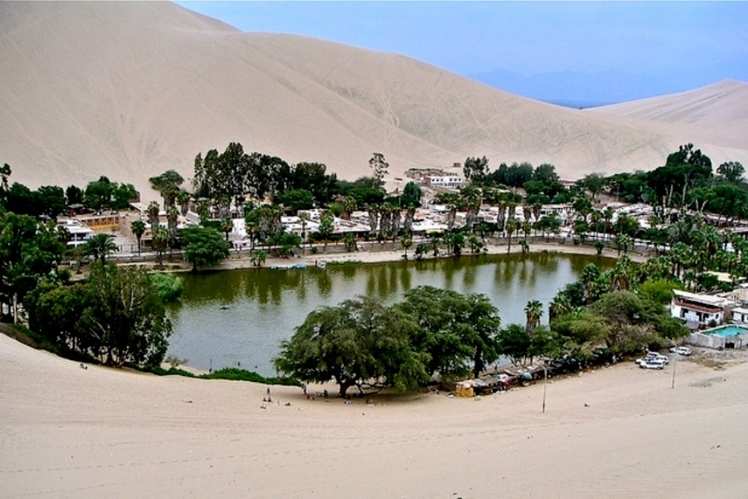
[168,253,612,375]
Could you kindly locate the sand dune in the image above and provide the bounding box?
[2,1,745,197]
[2,332,748,497]
[589,80,748,150]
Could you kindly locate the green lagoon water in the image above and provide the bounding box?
[168,253,612,375]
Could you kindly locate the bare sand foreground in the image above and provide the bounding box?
[2,335,747,498]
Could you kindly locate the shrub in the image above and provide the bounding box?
[202,368,300,386]
[149,273,184,303]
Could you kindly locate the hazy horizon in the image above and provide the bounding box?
[178,1,748,107]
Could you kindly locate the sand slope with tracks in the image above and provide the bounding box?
[2,2,746,198]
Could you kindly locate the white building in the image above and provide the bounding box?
[426,175,464,189]
[732,307,748,325]
[539,204,572,224]
[671,290,731,328]
[57,218,94,247]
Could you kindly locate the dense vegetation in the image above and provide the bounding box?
[2,142,746,390]
[151,366,300,386]
[25,263,172,368]
[275,269,688,396]
[0,164,139,218]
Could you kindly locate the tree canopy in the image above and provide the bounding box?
[181,226,230,270]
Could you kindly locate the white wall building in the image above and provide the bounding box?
[57,218,94,247]
[427,175,464,189]
[671,290,731,328]
[732,307,748,325]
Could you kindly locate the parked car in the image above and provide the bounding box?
[639,359,666,370]
[669,346,692,356]
[645,351,669,364]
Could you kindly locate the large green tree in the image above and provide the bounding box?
[396,286,501,378]
[275,297,429,396]
[79,264,172,367]
[181,226,230,271]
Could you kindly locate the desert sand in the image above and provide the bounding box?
[589,79,748,151]
[2,1,746,198]
[1,333,747,498]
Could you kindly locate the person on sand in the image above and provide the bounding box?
[266,387,272,403]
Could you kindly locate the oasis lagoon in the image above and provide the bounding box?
[167,252,612,375]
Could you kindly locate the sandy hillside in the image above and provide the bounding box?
[589,80,748,151]
[1,333,747,498]
[2,2,745,197]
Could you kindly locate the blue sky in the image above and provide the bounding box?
[179,1,748,106]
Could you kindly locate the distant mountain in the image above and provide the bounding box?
[470,68,748,109]
[1,1,746,197]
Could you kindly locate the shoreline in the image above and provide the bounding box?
[120,239,649,274]
[212,240,649,271]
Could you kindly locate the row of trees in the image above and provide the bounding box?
[603,145,746,222]
[0,165,139,219]
[26,263,172,368]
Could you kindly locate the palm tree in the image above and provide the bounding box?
[378,202,394,240]
[131,220,146,255]
[614,233,632,256]
[343,233,358,252]
[365,202,380,235]
[522,204,532,228]
[436,192,461,230]
[460,186,482,231]
[299,212,309,253]
[444,229,465,257]
[146,201,161,230]
[591,209,603,236]
[400,235,413,260]
[151,227,169,269]
[602,207,614,240]
[250,249,267,267]
[166,205,180,257]
[428,233,441,257]
[342,196,357,220]
[506,219,518,254]
[221,218,233,241]
[594,240,605,256]
[609,257,633,291]
[549,293,572,322]
[522,220,532,242]
[84,233,118,264]
[468,234,484,254]
[177,190,191,216]
[318,211,335,253]
[0,162,11,191]
[524,300,543,334]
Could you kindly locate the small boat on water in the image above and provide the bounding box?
[317,261,327,269]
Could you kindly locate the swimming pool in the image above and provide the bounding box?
[706,325,748,337]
